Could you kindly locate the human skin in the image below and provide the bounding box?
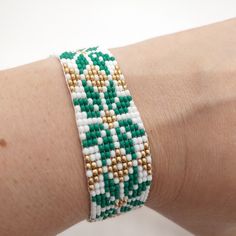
[0,18,236,236]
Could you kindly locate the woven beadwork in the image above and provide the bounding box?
[57,46,153,222]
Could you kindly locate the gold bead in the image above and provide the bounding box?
[88,178,94,185]
[142,158,147,164]
[145,149,150,155]
[121,155,127,162]
[101,80,105,86]
[118,170,123,177]
[102,117,107,122]
[113,165,118,172]
[128,161,132,167]
[144,142,149,149]
[116,156,122,163]
[98,167,103,174]
[148,169,152,175]
[113,172,118,178]
[119,177,124,182]
[112,115,116,121]
[94,176,99,182]
[88,70,92,75]
[64,68,69,73]
[107,117,112,123]
[141,151,146,157]
[91,162,97,169]
[89,185,94,190]
[111,158,117,165]
[92,81,96,86]
[92,169,98,176]
[68,80,73,86]
[92,69,97,75]
[63,63,68,68]
[69,86,74,91]
[138,159,142,165]
[122,163,127,169]
[75,74,80,80]
[115,149,121,155]
[86,75,90,79]
[147,163,152,170]
[123,85,127,89]
[69,68,75,74]
[86,163,91,169]
[108,166,113,172]
[143,165,147,170]
[85,155,90,162]
[123,169,128,175]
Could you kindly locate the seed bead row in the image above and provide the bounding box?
[57,46,153,221]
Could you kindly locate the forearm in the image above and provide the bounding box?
[1,18,236,236]
[0,58,89,235]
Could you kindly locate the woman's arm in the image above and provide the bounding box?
[1,18,236,236]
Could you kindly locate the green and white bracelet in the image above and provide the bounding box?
[57,46,153,222]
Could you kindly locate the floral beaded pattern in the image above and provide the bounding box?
[58,47,152,221]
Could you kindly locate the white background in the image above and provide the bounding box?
[0,0,235,235]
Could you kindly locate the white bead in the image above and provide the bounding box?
[145,155,151,164]
[120,127,126,133]
[86,170,93,177]
[112,135,118,142]
[114,142,120,148]
[83,148,89,155]
[102,166,108,172]
[90,154,96,161]
[126,132,132,139]
[106,158,112,165]
[133,160,138,166]
[101,130,106,137]
[114,178,119,184]
[96,160,102,167]
[95,152,101,160]
[110,150,116,157]
[129,168,134,174]
[117,163,123,170]
[126,154,132,161]
[120,148,126,155]
[147,175,152,181]
[124,175,129,181]
[97,137,103,144]
[133,184,138,190]
[94,104,99,111]
[108,172,113,179]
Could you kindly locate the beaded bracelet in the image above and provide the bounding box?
[57,46,153,222]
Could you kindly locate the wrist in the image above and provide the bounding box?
[110,38,198,211]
